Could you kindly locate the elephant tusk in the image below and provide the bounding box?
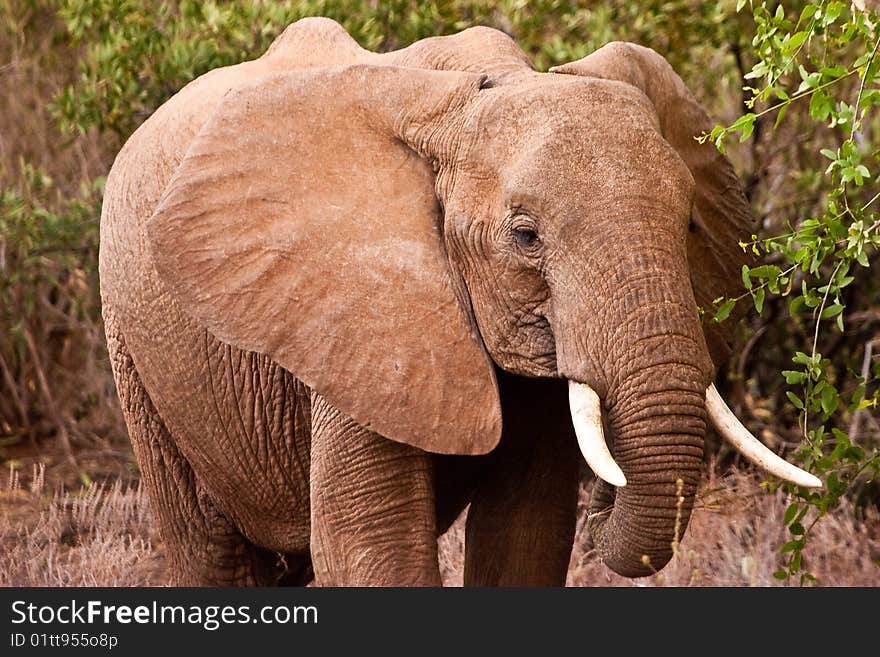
[705,384,822,489]
[568,381,627,487]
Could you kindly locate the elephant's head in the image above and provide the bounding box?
[147,34,819,577]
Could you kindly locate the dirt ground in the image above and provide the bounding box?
[1,442,877,587]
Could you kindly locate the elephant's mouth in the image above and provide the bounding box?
[567,379,821,491]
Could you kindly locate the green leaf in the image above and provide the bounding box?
[735,113,757,142]
[845,445,865,461]
[713,298,736,323]
[799,5,819,24]
[786,391,805,410]
[820,385,839,415]
[858,89,880,110]
[809,89,833,121]
[820,303,843,319]
[787,31,808,51]
[823,2,844,24]
[820,65,847,78]
[774,102,789,128]
[784,503,799,525]
[782,370,807,384]
[748,265,782,278]
[773,569,789,580]
[798,65,820,89]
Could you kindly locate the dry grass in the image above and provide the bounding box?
[439,468,880,587]
[2,463,877,586]
[567,471,880,586]
[0,464,162,586]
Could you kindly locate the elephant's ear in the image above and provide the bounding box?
[147,65,502,455]
[550,43,755,364]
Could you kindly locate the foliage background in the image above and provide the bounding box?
[0,0,878,583]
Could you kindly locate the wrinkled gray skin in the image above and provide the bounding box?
[100,18,752,585]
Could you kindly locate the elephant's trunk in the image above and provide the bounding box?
[585,347,707,577]
[564,322,711,576]
[561,292,819,575]
[553,243,713,577]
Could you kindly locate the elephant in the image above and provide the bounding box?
[99,17,820,586]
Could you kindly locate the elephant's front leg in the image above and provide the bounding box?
[309,393,441,586]
[464,374,581,586]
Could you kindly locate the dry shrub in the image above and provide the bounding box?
[0,464,162,586]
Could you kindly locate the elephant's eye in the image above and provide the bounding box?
[512,225,540,250]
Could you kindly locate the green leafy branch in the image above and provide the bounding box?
[709,1,880,585]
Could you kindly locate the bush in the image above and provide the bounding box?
[1,1,118,481]
[51,1,756,139]
[705,0,880,582]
